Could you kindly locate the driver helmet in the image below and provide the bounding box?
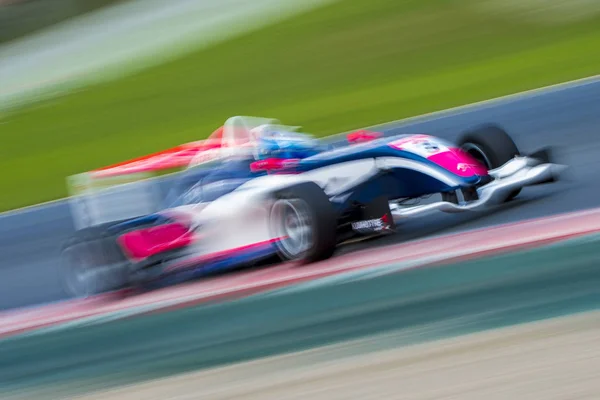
[250,124,319,160]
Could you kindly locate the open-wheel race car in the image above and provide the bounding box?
[61,116,566,297]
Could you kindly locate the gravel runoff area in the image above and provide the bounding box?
[64,310,600,400]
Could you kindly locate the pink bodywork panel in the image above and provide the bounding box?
[388,134,488,177]
[118,223,193,261]
[427,150,488,177]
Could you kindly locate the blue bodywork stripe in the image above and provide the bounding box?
[156,242,279,288]
[297,137,483,189]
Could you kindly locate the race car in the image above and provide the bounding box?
[61,116,565,297]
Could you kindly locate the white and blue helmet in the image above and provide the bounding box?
[250,125,320,160]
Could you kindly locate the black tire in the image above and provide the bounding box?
[457,124,521,201]
[270,182,337,264]
[60,222,131,298]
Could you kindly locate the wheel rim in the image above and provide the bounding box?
[461,143,492,169]
[271,199,313,259]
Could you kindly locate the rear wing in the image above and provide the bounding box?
[66,116,284,230]
[67,129,225,230]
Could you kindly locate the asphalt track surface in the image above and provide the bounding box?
[1,79,599,311]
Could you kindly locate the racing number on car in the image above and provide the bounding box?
[419,140,439,153]
[389,135,448,157]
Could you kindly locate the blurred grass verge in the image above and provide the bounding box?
[0,0,127,44]
[1,0,600,210]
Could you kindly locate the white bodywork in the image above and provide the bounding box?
[178,158,380,254]
[175,155,565,259]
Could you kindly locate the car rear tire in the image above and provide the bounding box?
[457,124,521,201]
[270,182,337,263]
[60,223,131,298]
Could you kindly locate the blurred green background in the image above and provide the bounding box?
[2,0,600,210]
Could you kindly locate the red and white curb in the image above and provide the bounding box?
[266,228,600,297]
[2,207,600,340]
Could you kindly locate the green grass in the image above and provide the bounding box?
[2,0,600,211]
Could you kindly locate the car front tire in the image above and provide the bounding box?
[458,124,522,201]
